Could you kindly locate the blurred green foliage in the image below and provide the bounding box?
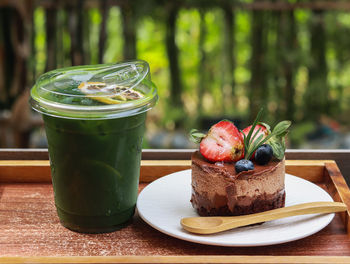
[30,6,350,148]
[34,8,46,75]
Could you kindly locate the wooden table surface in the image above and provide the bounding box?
[1,149,350,264]
[1,181,350,258]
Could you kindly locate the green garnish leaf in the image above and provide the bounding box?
[242,132,247,142]
[189,129,206,144]
[267,135,287,160]
[272,121,292,136]
[244,108,291,160]
[246,134,264,160]
[250,127,262,144]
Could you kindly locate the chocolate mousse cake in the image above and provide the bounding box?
[191,151,285,216]
[189,109,291,216]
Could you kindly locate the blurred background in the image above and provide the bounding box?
[0,0,349,149]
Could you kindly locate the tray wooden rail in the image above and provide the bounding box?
[0,160,337,183]
[1,159,350,264]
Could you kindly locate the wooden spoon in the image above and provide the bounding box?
[181,201,347,234]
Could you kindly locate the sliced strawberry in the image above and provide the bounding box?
[241,124,270,158]
[199,121,244,162]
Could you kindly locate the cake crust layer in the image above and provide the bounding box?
[191,189,286,216]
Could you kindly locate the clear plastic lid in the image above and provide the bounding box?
[30,60,158,119]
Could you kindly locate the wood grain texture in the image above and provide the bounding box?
[324,162,350,236]
[0,160,335,183]
[2,255,350,264]
[0,148,349,183]
[285,160,334,183]
[140,160,191,183]
[1,156,350,263]
[0,160,51,182]
[0,183,350,260]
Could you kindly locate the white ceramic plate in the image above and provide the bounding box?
[137,170,335,247]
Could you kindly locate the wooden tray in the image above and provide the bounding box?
[1,159,350,264]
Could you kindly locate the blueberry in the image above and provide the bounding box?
[255,144,273,165]
[235,159,254,173]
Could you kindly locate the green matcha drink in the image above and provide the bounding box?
[30,61,158,233]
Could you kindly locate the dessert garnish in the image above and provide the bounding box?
[190,108,291,173]
[78,81,143,104]
[234,159,254,172]
[241,108,291,161]
[254,144,273,165]
[241,123,269,159]
[190,120,244,162]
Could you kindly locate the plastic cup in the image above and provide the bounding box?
[30,61,158,233]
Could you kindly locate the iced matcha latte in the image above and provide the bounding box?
[30,61,158,233]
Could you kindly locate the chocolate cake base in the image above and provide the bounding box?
[191,190,286,216]
[191,151,286,216]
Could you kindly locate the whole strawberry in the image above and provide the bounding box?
[242,124,269,143]
[240,108,291,162]
[198,121,244,162]
[241,123,270,159]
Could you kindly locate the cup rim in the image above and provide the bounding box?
[30,60,158,120]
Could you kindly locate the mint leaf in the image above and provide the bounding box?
[272,121,291,136]
[267,136,286,160]
[189,129,206,144]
